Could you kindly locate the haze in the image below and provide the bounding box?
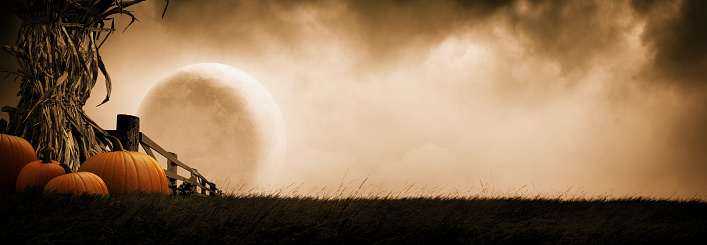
[1,0,705,199]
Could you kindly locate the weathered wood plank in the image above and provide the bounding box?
[167,152,178,194]
[140,142,156,159]
[164,170,194,184]
[162,166,208,190]
[107,114,222,196]
[164,171,207,191]
[209,183,217,196]
[189,172,198,193]
[141,133,216,194]
[140,133,199,174]
[116,114,140,151]
[195,181,209,191]
[137,130,219,195]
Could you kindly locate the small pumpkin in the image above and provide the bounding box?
[43,169,109,195]
[0,119,38,193]
[78,136,169,194]
[16,147,67,192]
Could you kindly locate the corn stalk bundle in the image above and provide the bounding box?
[2,0,167,171]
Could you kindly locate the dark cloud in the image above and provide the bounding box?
[1,0,706,197]
[454,0,515,11]
[630,0,659,15]
[3,0,704,98]
[506,0,629,77]
[633,0,707,87]
[338,0,635,78]
[343,0,508,71]
[151,0,327,58]
[154,0,631,77]
[629,0,707,194]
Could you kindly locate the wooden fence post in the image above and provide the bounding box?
[200,178,207,195]
[209,183,217,196]
[106,114,222,196]
[201,178,208,195]
[167,152,178,195]
[190,171,198,194]
[114,114,140,151]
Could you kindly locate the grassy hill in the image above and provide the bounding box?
[1,192,705,244]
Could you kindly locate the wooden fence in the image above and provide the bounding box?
[106,114,222,196]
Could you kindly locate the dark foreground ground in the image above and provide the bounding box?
[1,192,705,244]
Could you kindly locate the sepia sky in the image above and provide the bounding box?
[1,0,706,198]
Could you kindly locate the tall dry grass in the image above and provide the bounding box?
[1,189,705,244]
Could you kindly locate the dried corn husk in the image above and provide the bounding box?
[2,0,168,171]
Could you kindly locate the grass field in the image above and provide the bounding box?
[1,191,706,244]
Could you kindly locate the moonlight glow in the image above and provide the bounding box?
[137,63,286,186]
[1,0,706,199]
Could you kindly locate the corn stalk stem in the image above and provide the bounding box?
[2,0,167,171]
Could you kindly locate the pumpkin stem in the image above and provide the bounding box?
[59,164,72,174]
[0,119,6,134]
[40,147,54,163]
[107,135,125,152]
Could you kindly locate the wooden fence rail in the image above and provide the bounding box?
[106,114,222,196]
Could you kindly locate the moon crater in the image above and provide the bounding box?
[137,63,286,186]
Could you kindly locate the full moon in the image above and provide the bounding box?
[137,63,286,186]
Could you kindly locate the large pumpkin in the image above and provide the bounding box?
[44,172,109,195]
[0,119,38,193]
[16,148,67,192]
[78,136,169,194]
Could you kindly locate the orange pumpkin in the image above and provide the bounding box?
[16,148,67,192]
[78,136,169,194]
[0,119,38,193]
[44,172,109,195]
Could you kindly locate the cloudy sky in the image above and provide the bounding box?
[1,0,706,199]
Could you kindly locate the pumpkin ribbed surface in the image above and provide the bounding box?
[0,133,38,192]
[44,172,109,195]
[16,160,65,192]
[78,151,169,194]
